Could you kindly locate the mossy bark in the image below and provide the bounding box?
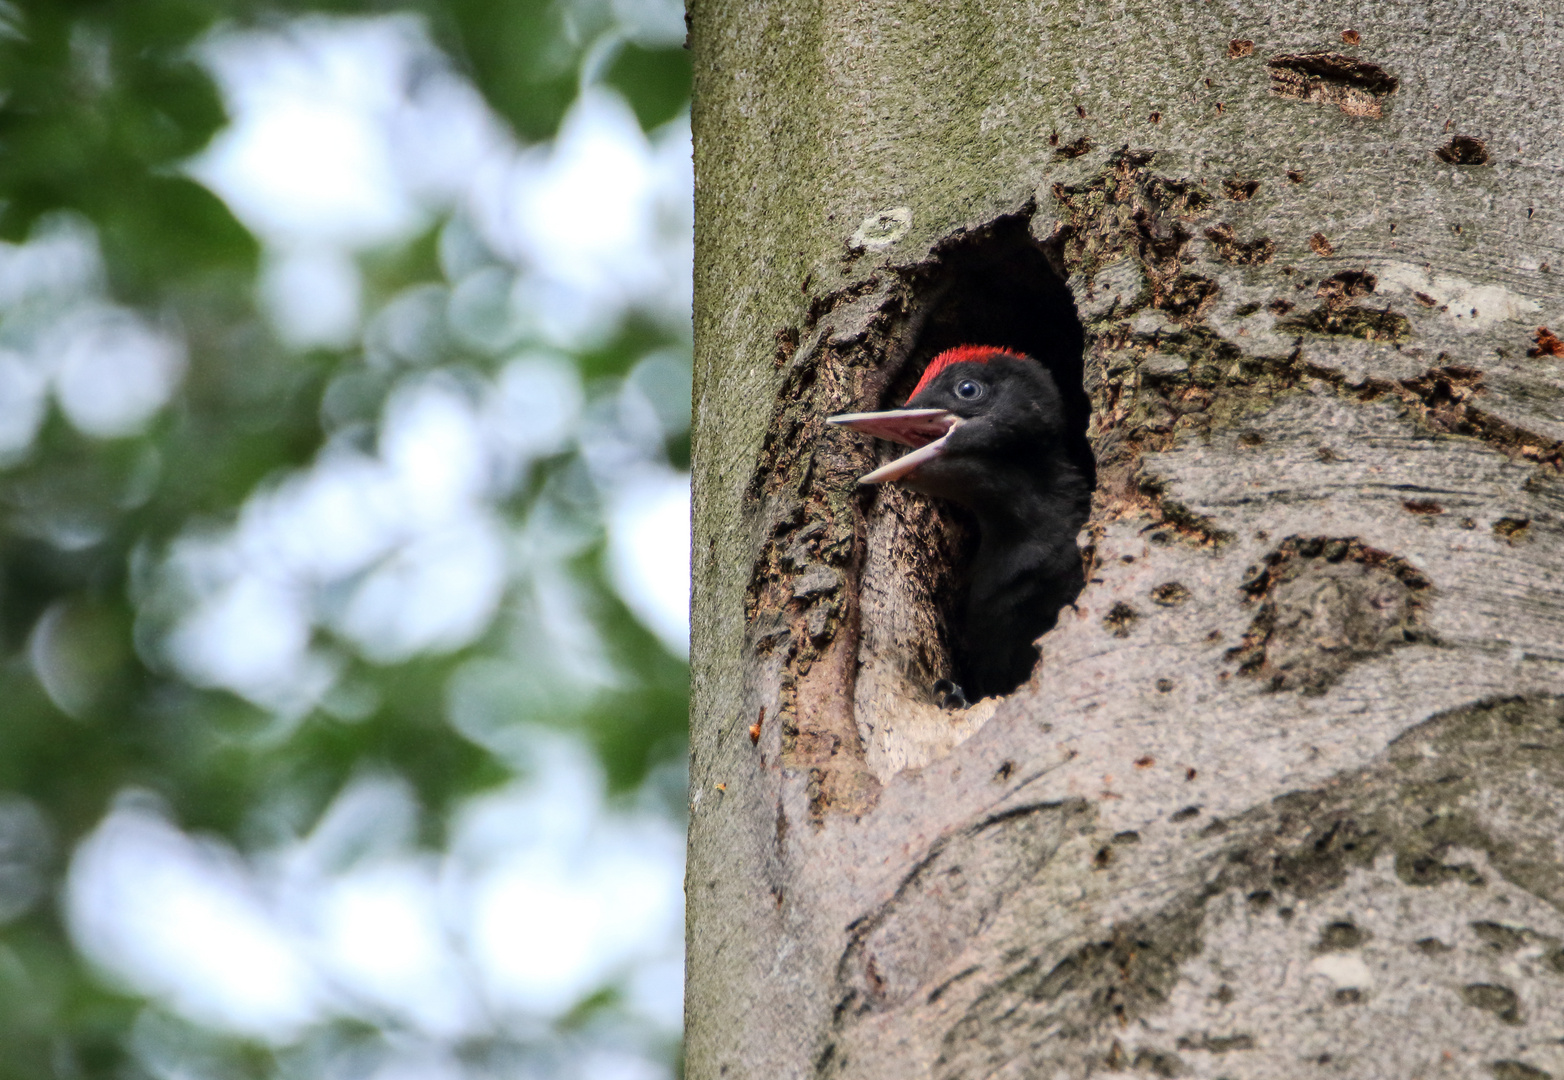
[687,2,1564,1077]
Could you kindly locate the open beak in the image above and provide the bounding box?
[826,408,963,484]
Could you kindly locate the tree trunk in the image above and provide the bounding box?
[686,3,1564,1077]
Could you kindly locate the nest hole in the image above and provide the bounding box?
[870,214,1092,699]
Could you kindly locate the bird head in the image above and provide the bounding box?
[828,345,1066,503]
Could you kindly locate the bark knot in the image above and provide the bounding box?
[1227,536,1432,694]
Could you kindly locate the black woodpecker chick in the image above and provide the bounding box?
[829,346,1090,701]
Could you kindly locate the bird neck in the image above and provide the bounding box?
[965,451,1088,549]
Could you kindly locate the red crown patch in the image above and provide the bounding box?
[906,345,1027,402]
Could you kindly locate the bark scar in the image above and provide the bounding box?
[1266,52,1399,118]
[1226,536,1433,694]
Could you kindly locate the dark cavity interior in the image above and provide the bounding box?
[890,214,1094,697]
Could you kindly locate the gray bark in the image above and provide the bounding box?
[686,2,1564,1077]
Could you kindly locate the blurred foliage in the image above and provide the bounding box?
[0,0,691,1075]
[604,42,692,130]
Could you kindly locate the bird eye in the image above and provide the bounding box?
[954,379,984,400]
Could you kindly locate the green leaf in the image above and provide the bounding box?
[603,43,691,131]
